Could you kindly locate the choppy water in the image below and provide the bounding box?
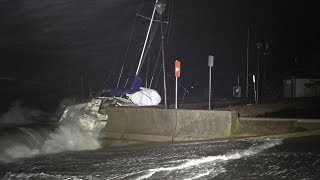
[0,103,102,163]
[1,104,320,179]
[1,135,320,179]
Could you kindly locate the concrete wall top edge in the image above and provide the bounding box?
[107,107,233,113]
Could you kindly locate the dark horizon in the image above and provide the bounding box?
[1,0,319,106]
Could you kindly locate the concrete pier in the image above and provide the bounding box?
[100,107,238,142]
[233,117,320,137]
[99,107,320,146]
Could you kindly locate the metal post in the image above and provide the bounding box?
[256,43,262,104]
[208,55,214,110]
[209,66,212,110]
[246,27,250,98]
[80,74,84,103]
[160,15,167,109]
[253,75,257,103]
[175,76,178,109]
[156,2,167,109]
[257,49,260,104]
[237,73,240,87]
[291,75,294,98]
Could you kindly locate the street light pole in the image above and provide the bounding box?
[208,55,214,110]
[246,27,250,98]
[256,42,263,104]
[155,2,167,109]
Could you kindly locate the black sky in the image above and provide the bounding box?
[1,0,319,101]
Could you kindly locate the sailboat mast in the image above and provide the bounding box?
[135,0,159,76]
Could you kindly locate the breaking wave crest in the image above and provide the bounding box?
[0,108,102,163]
[134,139,283,179]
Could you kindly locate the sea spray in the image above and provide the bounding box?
[41,112,101,154]
[0,108,103,163]
[0,102,43,125]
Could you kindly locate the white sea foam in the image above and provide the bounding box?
[135,139,283,179]
[41,119,101,154]
[3,172,94,180]
[0,107,102,163]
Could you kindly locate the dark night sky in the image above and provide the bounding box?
[1,0,319,103]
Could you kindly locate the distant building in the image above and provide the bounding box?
[283,77,320,98]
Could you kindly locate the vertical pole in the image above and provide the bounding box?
[246,27,250,98]
[291,75,294,98]
[209,66,212,110]
[237,73,240,87]
[253,75,257,103]
[257,49,260,104]
[175,76,178,109]
[160,13,167,109]
[80,74,84,103]
[208,55,214,110]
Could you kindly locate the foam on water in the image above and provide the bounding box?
[0,106,102,163]
[3,172,95,180]
[135,139,283,179]
[41,118,101,154]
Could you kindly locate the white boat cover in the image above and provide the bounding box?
[127,87,161,106]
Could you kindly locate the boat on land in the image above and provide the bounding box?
[59,0,165,130]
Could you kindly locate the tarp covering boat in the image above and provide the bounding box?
[110,76,142,96]
[109,76,161,106]
[127,87,161,106]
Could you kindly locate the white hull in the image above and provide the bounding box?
[59,98,108,131]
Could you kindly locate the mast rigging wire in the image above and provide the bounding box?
[115,0,144,90]
[120,0,174,90]
[149,1,174,89]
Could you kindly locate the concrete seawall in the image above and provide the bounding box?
[100,107,320,145]
[174,110,238,141]
[233,117,320,137]
[100,107,238,142]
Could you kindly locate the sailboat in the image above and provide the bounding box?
[59,0,165,130]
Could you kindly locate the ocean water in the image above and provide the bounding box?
[1,105,320,179]
[1,136,320,179]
